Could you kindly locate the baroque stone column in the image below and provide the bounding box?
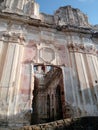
[0,31,25,122]
[68,42,98,116]
[17,0,25,10]
[5,0,14,9]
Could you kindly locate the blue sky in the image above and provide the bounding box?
[36,0,98,25]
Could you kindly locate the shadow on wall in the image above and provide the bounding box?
[63,83,98,118]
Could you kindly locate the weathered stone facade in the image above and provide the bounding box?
[0,0,98,128]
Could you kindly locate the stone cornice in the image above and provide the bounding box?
[0,11,41,26]
[0,11,95,35]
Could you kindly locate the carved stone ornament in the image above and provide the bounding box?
[3,31,25,44]
[39,47,55,63]
[67,42,98,55]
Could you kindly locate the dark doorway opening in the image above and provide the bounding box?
[31,65,65,124]
[56,85,63,120]
[47,94,50,121]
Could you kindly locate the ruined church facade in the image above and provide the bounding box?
[0,0,98,126]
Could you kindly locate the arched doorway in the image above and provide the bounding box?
[31,65,65,124]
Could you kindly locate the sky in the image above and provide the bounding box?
[36,0,98,25]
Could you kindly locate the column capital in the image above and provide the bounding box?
[67,42,98,55]
[2,31,25,45]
